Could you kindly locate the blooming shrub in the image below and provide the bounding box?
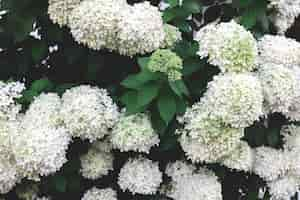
[0,0,300,199]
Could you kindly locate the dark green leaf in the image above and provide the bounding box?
[169,80,189,97]
[157,91,177,123]
[182,58,205,75]
[137,57,150,70]
[30,78,54,93]
[137,83,159,107]
[121,69,159,89]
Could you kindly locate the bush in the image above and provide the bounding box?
[0,0,300,199]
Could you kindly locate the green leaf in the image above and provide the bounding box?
[175,97,187,114]
[182,58,205,75]
[174,20,191,32]
[240,9,257,29]
[157,91,177,123]
[53,176,67,193]
[21,90,39,103]
[137,57,150,70]
[175,40,199,59]
[182,0,201,14]
[30,78,54,93]
[137,83,159,107]
[31,42,47,62]
[121,69,159,89]
[169,80,189,97]
[167,0,179,7]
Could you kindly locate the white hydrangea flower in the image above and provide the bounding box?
[80,148,114,180]
[69,0,127,51]
[221,141,255,172]
[117,2,165,56]
[0,157,20,194]
[118,157,162,195]
[267,176,299,200]
[13,124,70,179]
[281,125,300,151]
[60,85,119,142]
[160,24,182,49]
[165,167,222,200]
[0,81,25,121]
[253,147,290,181]
[201,73,264,128]
[257,35,300,67]
[268,0,300,34]
[177,103,244,163]
[48,0,81,27]
[111,113,159,153]
[165,161,196,181]
[12,93,71,179]
[194,20,258,73]
[21,93,62,127]
[257,63,299,114]
[81,187,117,200]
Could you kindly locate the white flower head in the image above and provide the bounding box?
[60,85,119,142]
[253,147,290,181]
[13,93,71,179]
[111,113,159,153]
[118,157,162,195]
[257,35,300,67]
[48,0,81,27]
[221,141,255,172]
[268,0,300,34]
[281,125,300,151]
[165,167,222,200]
[80,148,114,180]
[267,176,299,200]
[177,103,244,163]
[165,161,196,181]
[116,1,165,56]
[69,0,128,51]
[194,20,258,73]
[81,187,117,200]
[0,157,20,194]
[201,73,264,128]
[160,24,182,49]
[257,63,299,114]
[0,81,25,121]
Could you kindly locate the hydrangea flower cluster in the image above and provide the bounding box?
[80,143,114,180]
[49,0,182,56]
[60,85,119,142]
[268,0,300,34]
[178,105,244,163]
[111,113,159,153]
[118,157,162,195]
[48,0,81,27]
[161,24,182,49]
[12,93,71,180]
[81,187,117,200]
[251,125,300,199]
[257,63,299,114]
[194,20,258,73]
[0,83,121,194]
[164,161,222,200]
[257,35,300,67]
[200,73,264,128]
[148,49,183,81]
